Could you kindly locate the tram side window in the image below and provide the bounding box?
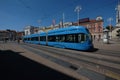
[40,36,46,41]
[60,35,65,42]
[31,37,34,41]
[78,33,86,43]
[31,37,39,41]
[48,36,55,41]
[66,34,72,42]
[56,36,60,42]
[56,35,65,42]
[35,37,39,41]
[65,34,77,43]
[24,38,27,41]
[28,38,31,41]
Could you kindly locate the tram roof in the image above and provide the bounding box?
[48,26,87,34]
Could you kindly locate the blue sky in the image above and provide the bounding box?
[0,0,118,31]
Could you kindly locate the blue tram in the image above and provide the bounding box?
[23,26,93,50]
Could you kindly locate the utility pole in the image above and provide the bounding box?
[74,5,82,26]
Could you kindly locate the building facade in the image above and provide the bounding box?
[23,17,103,41]
[111,2,120,39]
[24,26,34,35]
[0,30,9,41]
[73,17,104,40]
[0,30,17,41]
[24,25,40,35]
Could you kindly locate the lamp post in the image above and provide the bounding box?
[38,20,41,27]
[38,20,41,33]
[62,13,65,27]
[74,5,82,26]
[107,17,113,39]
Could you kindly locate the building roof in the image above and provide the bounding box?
[0,30,9,32]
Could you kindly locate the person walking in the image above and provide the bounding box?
[17,38,20,44]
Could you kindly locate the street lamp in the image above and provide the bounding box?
[38,20,41,27]
[74,5,82,26]
[107,17,113,39]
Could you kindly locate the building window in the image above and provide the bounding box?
[93,24,95,32]
[98,26,101,32]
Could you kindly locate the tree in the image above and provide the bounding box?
[105,25,114,31]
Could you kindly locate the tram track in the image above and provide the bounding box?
[24,43,120,72]
[24,43,120,64]
[22,43,120,80]
[93,49,120,57]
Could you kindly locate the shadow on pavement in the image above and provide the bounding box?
[72,48,99,52]
[0,50,76,80]
[87,48,99,52]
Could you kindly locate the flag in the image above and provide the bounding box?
[52,19,55,27]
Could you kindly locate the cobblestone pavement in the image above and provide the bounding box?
[93,40,120,52]
[0,40,120,80]
[0,42,76,80]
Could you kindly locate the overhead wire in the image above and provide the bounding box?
[17,0,117,27]
[17,0,32,9]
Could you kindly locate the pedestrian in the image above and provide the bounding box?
[4,38,7,43]
[17,38,20,44]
